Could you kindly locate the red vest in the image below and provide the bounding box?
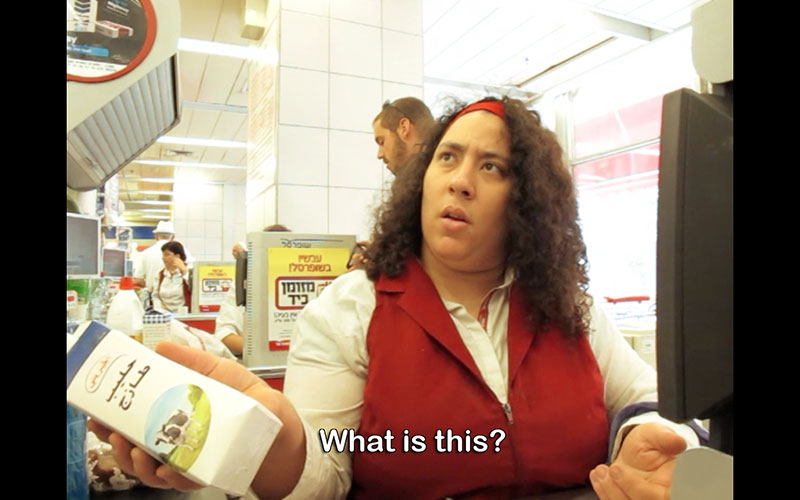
[349,259,608,500]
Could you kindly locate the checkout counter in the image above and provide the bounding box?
[91,485,599,499]
[174,312,286,392]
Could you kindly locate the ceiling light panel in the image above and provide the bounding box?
[424,7,538,78]
[123,200,173,206]
[423,0,498,62]
[440,11,564,84]
[178,37,278,63]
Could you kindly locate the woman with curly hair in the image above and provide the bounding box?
[90,97,706,500]
[365,96,592,339]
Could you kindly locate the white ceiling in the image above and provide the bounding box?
[116,0,709,225]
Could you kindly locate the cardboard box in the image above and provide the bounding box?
[142,309,173,350]
[67,321,282,496]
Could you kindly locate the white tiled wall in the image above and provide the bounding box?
[382,0,423,34]
[279,67,329,128]
[282,0,329,17]
[277,125,329,185]
[330,20,381,79]
[382,29,424,85]
[328,187,383,241]
[329,130,381,189]
[331,0,380,25]
[174,183,247,263]
[280,10,330,72]
[329,74,383,132]
[277,185,329,234]
[251,0,424,241]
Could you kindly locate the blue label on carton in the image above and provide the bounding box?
[67,321,111,389]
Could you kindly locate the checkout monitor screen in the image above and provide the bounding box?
[102,248,127,277]
[67,213,101,277]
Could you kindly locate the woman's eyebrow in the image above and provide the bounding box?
[437,141,510,163]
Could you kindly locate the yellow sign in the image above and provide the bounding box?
[196,264,235,313]
[267,247,351,350]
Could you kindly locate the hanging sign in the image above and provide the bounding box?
[67,0,156,83]
[266,247,350,351]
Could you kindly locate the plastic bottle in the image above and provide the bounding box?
[105,276,144,343]
[88,273,109,322]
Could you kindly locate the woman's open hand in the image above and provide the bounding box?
[589,422,687,500]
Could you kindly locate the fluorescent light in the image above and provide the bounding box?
[157,136,247,148]
[135,177,175,183]
[133,159,246,170]
[178,37,278,64]
[123,200,173,206]
[135,214,171,220]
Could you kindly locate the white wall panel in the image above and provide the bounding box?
[205,204,223,221]
[282,0,330,16]
[331,0,380,25]
[329,187,382,241]
[382,0,423,34]
[277,125,329,185]
[279,67,329,128]
[330,20,382,79]
[281,10,330,71]
[206,219,224,239]
[329,74,382,132]
[188,219,205,235]
[329,130,381,189]
[278,185,328,233]
[382,30,423,84]
[382,82,424,102]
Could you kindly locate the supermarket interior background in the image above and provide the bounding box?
[68,0,725,311]
[67,0,732,498]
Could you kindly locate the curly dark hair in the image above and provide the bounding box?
[364,96,592,338]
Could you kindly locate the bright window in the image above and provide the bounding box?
[566,28,699,314]
[573,95,663,159]
[575,142,660,301]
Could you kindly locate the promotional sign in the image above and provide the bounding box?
[67,0,156,82]
[194,263,235,313]
[266,247,350,351]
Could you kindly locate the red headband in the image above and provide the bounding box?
[448,100,506,128]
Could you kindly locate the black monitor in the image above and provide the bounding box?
[235,250,248,307]
[656,85,733,455]
[102,248,127,277]
[67,213,101,277]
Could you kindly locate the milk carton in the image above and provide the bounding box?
[66,321,283,496]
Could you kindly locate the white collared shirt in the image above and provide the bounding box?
[282,269,700,499]
[214,287,244,341]
[154,267,188,312]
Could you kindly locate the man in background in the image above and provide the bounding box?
[372,97,435,174]
[349,98,436,270]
